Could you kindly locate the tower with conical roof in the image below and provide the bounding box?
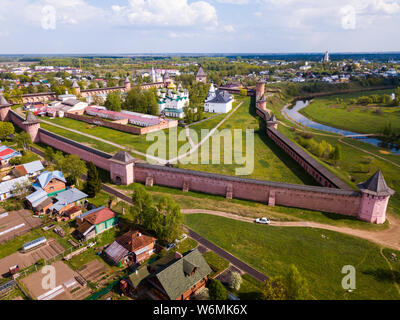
[23,111,41,143]
[196,66,207,83]
[71,81,81,96]
[0,94,11,121]
[109,151,135,185]
[124,75,131,92]
[357,170,395,224]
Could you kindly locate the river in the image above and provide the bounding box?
[282,100,400,155]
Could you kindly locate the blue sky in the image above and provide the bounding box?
[0,0,399,54]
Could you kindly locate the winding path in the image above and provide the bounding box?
[181,209,400,251]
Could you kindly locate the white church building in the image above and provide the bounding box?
[204,83,234,114]
[158,83,190,119]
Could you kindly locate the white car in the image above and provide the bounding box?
[255,218,271,225]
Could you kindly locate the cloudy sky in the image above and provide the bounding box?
[0,0,399,54]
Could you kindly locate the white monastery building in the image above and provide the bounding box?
[204,83,234,114]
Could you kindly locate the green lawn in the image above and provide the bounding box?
[203,251,229,276]
[181,97,317,185]
[184,214,400,300]
[299,89,400,135]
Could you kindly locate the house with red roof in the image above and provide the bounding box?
[75,206,118,241]
[104,230,157,267]
[0,145,21,166]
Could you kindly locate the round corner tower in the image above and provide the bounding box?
[256,79,266,101]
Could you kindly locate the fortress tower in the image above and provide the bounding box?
[109,151,135,186]
[23,111,41,143]
[0,94,11,121]
[357,170,395,224]
[267,114,279,130]
[124,76,131,92]
[256,79,266,101]
[71,81,81,96]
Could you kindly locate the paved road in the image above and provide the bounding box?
[95,184,269,283]
[187,228,268,283]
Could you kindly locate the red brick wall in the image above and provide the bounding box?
[133,165,361,217]
[38,129,112,171]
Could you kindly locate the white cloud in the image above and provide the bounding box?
[222,24,235,32]
[340,5,357,30]
[112,0,218,27]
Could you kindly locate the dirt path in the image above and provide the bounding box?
[182,209,400,251]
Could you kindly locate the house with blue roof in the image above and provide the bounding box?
[34,171,67,196]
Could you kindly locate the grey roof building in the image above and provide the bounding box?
[148,249,212,300]
[49,188,88,212]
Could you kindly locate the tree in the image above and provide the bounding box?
[131,184,154,225]
[14,132,32,151]
[0,122,15,140]
[263,277,287,300]
[85,162,102,198]
[13,180,31,200]
[105,91,122,112]
[229,272,243,291]
[156,196,183,243]
[284,265,310,300]
[263,265,310,300]
[208,279,228,300]
[57,155,87,187]
[332,145,342,164]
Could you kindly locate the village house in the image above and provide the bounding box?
[75,206,118,241]
[49,188,88,215]
[0,176,30,201]
[13,160,44,178]
[26,188,53,215]
[120,249,212,300]
[104,230,157,267]
[33,171,67,196]
[0,145,21,166]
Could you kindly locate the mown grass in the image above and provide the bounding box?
[184,214,400,300]
[180,96,317,185]
[203,251,229,276]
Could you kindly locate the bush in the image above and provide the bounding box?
[229,272,243,291]
[208,279,228,300]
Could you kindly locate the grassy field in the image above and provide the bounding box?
[181,96,317,185]
[203,251,229,276]
[184,214,400,300]
[299,89,400,134]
